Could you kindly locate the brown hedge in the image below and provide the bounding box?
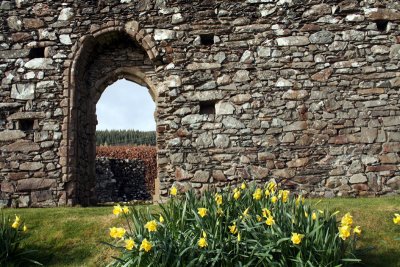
[96,145,157,195]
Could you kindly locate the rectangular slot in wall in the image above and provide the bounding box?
[199,101,216,115]
[18,119,34,131]
[200,34,215,46]
[375,20,388,31]
[28,47,45,59]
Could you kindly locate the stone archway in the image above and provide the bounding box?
[63,22,161,206]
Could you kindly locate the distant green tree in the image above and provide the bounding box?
[95,129,156,146]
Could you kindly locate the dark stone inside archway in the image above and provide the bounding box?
[72,31,158,205]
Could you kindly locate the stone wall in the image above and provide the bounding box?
[95,157,150,203]
[0,0,399,207]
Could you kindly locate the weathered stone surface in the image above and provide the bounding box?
[59,34,72,45]
[275,78,292,87]
[272,169,295,179]
[222,117,245,129]
[25,58,54,69]
[8,111,45,120]
[11,84,35,100]
[7,16,22,31]
[309,31,334,44]
[303,4,331,18]
[212,170,226,181]
[0,130,26,141]
[283,121,307,131]
[276,36,309,46]
[382,117,400,126]
[154,29,176,40]
[2,140,40,153]
[349,174,367,184]
[23,18,44,29]
[364,8,400,21]
[19,162,44,171]
[311,68,333,82]
[186,63,221,70]
[1,0,400,207]
[282,89,308,100]
[58,8,74,21]
[215,102,235,115]
[233,70,250,82]
[196,132,214,147]
[17,178,55,191]
[214,134,230,148]
[386,176,400,190]
[191,170,209,183]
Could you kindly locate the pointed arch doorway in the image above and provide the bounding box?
[64,25,161,206]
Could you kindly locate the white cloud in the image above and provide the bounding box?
[96,79,156,131]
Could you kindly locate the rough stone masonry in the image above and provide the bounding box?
[0,0,399,207]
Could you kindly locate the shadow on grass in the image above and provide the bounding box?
[355,247,400,267]
[22,242,107,267]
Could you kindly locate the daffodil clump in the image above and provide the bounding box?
[106,183,361,266]
[0,213,40,266]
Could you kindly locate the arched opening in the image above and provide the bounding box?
[95,79,156,203]
[65,27,161,206]
[96,79,156,133]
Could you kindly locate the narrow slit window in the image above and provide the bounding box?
[28,47,45,59]
[375,20,388,31]
[199,101,216,115]
[200,34,215,46]
[19,119,34,131]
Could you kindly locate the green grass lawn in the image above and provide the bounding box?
[3,198,400,267]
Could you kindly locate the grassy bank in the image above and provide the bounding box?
[3,197,400,266]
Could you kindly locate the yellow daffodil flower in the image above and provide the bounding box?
[312,212,317,221]
[23,224,27,232]
[233,189,241,200]
[113,204,123,216]
[229,223,238,234]
[341,213,353,226]
[217,208,223,216]
[125,238,136,250]
[11,215,21,229]
[170,186,178,196]
[198,208,208,218]
[144,220,158,232]
[265,189,270,197]
[109,227,126,239]
[262,208,271,218]
[242,207,250,217]
[253,188,263,201]
[140,239,152,252]
[198,230,208,248]
[338,225,351,240]
[202,230,207,238]
[237,232,241,242]
[304,212,308,218]
[241,182,247,190]
[281,190,290,203]
[159,215,164,223]
[198,237,208,248]
[393,213,400,225]
[215,193,223,205]
[256,215,262,222]
[353,226,361,235]
[122,206,130,214]
[267,181,277,192]
[266,216,275,226]
[271,196,278,203]
[11,220,20,229]
[296,195,305,206]
[291,233,304,245]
